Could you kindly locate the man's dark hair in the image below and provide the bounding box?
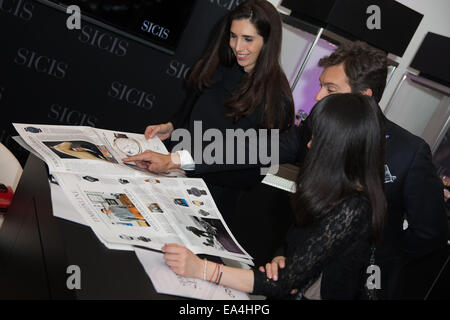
[318,41,388,103]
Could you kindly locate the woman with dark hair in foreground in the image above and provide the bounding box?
[161,93,387,299]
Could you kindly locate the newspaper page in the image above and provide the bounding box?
[135,248,250,300]
[13,123,169,177]
[15,123,254,264]
[48,176,135,251]
[52,171,253,264]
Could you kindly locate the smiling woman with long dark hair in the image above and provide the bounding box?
[124,0,295,225]
[188,0,293,129]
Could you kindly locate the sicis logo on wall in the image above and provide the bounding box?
[14,48,68,79]
[0,0,34,21]
[46,0,196,54]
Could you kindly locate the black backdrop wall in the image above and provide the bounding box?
[1,0,243,165]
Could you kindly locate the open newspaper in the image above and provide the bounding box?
[14,123,253,266]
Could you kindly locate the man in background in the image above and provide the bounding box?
[280,41,448,299]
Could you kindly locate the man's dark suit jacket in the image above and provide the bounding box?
[280,115,448,298]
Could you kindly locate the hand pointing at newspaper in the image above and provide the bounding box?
[122,150,181,173]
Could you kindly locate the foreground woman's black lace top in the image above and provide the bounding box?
[252,194,371,299]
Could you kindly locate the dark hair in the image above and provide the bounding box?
[318,41,388,103]
[292,93,386,243]
[188,0,294,130]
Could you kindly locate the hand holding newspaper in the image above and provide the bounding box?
[14,123,254,299]
[135,248,249,300]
